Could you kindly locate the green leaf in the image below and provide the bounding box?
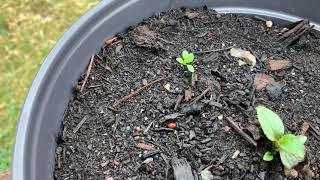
[176,57,184,64]
[182,50,194,63]
[278,134,306,169]
[182,50,189,60]
[184,53,194,63]
[256,106,284,141]
[186,64,195,73]
[263,151,274,161]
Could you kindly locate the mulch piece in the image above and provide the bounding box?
[54,7,320,179]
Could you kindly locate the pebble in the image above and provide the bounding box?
[189,130,196,140]
[143,158,153,164]
[218,115,223,120]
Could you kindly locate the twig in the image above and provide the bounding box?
[158,37,175,45]
[152,127,175,132]
[95,58,112,73]
[88,84,104,88]
[277,20,307,41]
[310,125,320,136]
[191,73,196,87]
[80,56,94,93]
[225,117,257,147]
[73,115,90,133]
[191,87,211,104]
[174,94,184,111]
[113,77,165,107]
[193,46,233,54]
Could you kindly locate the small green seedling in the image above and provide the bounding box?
[256,106,307,169]
[176,50,195,73]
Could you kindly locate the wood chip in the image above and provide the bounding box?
[232,150,240,159]
[135,143,155,151]
[105,37,117,46]
[184,88,192,101]
[254,73,275,90]
[112,160,120,166]
[164,83,171,92]
[284,168,298,178]
[268,59,291,71]
[300,122,310,135]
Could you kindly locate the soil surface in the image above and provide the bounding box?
[54,7,320,180]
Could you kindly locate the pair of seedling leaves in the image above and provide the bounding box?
[176,50,195,73]
[256,106,307,169]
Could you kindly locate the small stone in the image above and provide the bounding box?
[218,115,223,120]
[266,82,284,99]
[223,126,231,132]
[143,158,153,164]
[142,79,148,86]
[201,169,214,180]
[189,130,196,140]
[265,20,273,28]
[101,161,109,167]
[87,144,93,150]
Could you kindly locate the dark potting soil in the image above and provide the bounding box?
[54,7,320,180]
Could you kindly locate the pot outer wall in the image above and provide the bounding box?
[12,0,320,179]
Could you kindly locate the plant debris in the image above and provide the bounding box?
[254,73,275,90]
[268,59,291,71]
[230,48,256,67]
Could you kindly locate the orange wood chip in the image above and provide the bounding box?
[254,73,275,90]
[268,59,291,71]
[105,37,117,46]
[135,143,155,151]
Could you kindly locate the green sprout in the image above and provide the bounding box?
[176,50,195,73]
[256,106,307,169]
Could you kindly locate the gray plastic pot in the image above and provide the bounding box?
[12,0,320,179]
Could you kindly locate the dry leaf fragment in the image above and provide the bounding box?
[268,59,291,71]
[184,88,192,101]
[112,160,120,166]
[284,168,298,178]
[254,73,275,90]
[135,143,155,151]
[232,150,241,159]
[230,48,256,67]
